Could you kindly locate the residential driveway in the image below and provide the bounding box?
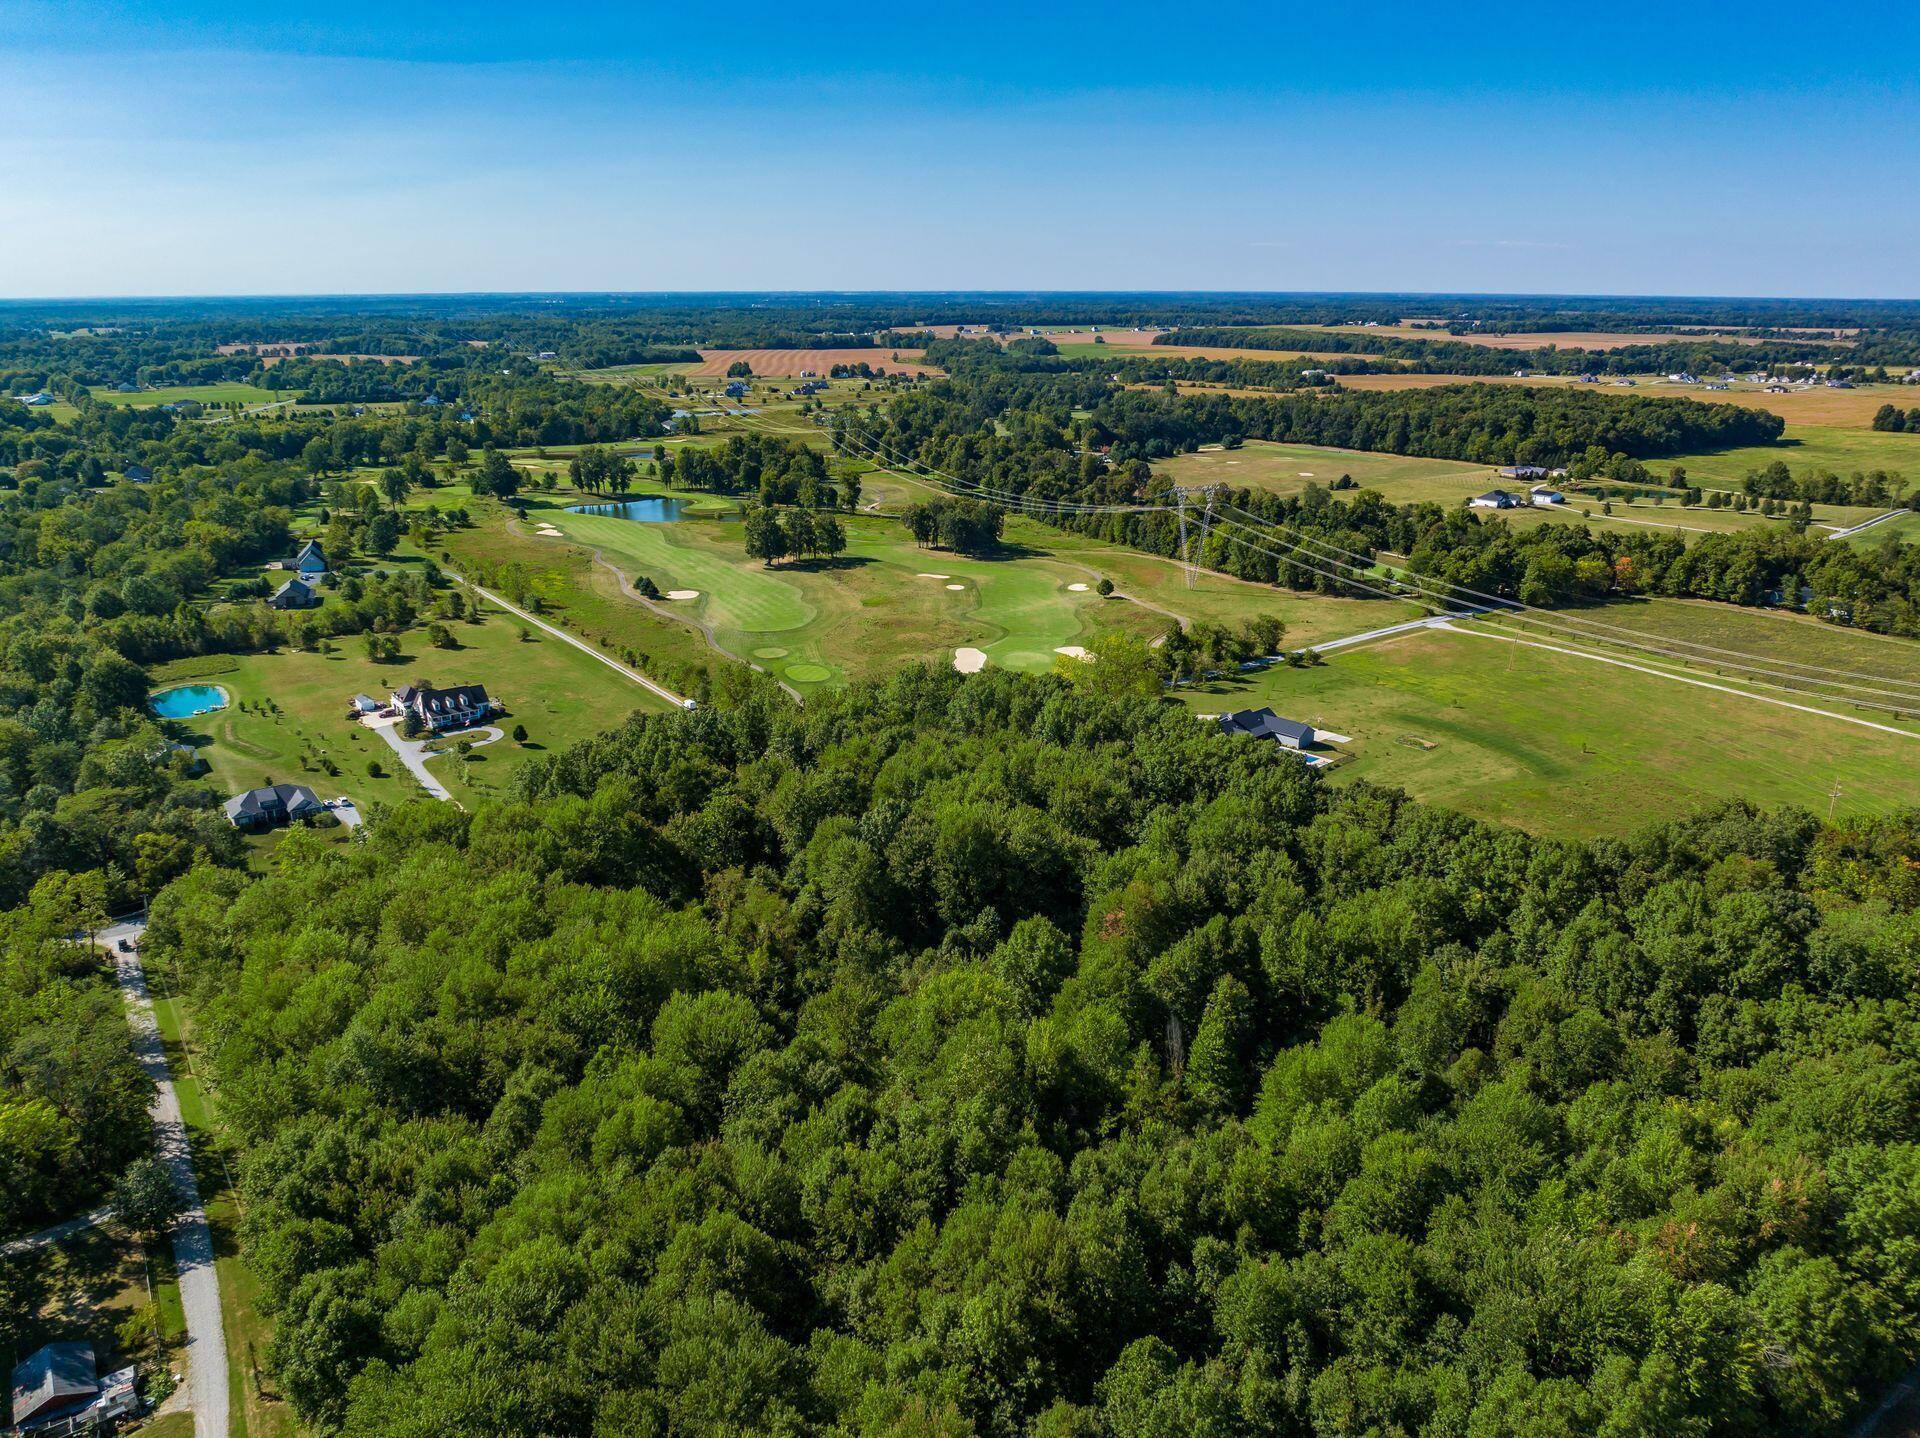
[329,796,363,830]
[1,1204,112,1258]
[363,717,504,804]
[97,917,229,1438]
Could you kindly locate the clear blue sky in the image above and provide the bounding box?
[2,0,1916,299]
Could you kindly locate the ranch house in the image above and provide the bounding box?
[393,681,498,732]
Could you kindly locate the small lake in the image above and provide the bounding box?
[567,496,693,523]
[566,496,740,523]
[150,683,230,718]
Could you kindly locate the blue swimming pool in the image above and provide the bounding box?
[150,684,230,718]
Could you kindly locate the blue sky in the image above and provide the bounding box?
[2,1,1917,298]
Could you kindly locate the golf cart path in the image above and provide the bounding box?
[445,563,694,709]
[100,916,229,1438]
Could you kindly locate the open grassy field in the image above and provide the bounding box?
[1156,440,1491,500]
[1175,617,1920,837]
[1055,341,1372,365]
[148,609,670,813]
[1659,423,1920,488]
[89,382,285,408]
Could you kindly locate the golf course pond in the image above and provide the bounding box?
[150,683,230,718]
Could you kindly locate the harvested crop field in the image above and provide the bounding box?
[691,348,937,377]
[1296,325,1818,350]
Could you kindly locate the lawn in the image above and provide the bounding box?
[1176,620,1920,837]
[147,609,671,814]
[1156,440,1491,501]
[89,383,286,409]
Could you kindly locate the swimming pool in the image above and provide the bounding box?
[149,684,230,718]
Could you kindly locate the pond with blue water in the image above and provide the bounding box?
[565,496,739,523]
[150,684,230,718]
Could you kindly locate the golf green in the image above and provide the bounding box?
[753,646,790,659]
[783,663,834,683]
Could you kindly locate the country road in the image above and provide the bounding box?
[99,916,229,1438]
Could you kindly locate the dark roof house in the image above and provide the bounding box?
[11,1342,97,1430]
[123,463,152,483]
[269,578,319,609]
[393,682,496,732]
[223,782,326,831]
[292,539,328,575]
[1469,489,1524,509]
[1217,708,1317,749]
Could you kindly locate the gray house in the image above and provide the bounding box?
[393,682,496,733]
[292,539,328,578]
[1217,708,1317,750]
[224,782,327,831]
[11,1342,97,1430]
[270,577,320,609]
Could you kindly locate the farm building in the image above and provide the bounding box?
[269,578,320,609]
[393,681,497,733]
[292,539,328,577]
[1529,487,1566,506]
[224,782,327,831]
[10,1343,97,1430]
[1217,708,1317,750]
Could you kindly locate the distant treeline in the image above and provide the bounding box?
[1158,326,1859,375]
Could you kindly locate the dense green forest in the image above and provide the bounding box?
[136,668,1920,1437]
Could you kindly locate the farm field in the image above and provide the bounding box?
[1336,372,1917,428]
[89,381,285,408]
[690,348,936,378]
[1055,341,1372,365]
[1176,618,1920,837]
[1293,324,1791,350]
[148,608,670,813]
[1156,440,1491,500]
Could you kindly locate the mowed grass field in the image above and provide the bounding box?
[1660,423,1920,488]
[1176,617,1920,837]
[1157,440,1492,501]
[149,609,670,813]
[1848,511,1920,549]
[89,381,285,408]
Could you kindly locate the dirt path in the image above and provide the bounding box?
[99,917,229,1438]
[1,1205,112,1258]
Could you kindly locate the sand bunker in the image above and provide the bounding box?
[1067,582,1090,592]
[1054,645,1091,660]
[945,583,966,591]
[953,648,988,673]
[664,589,701,600]
[916,572,950,579]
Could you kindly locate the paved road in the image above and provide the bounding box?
[1827,508,1909,541]
[98,917,229,1438]
[447,568,694,709]
[1296,608,1488,657]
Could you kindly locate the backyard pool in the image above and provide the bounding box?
[150,683,230,718]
